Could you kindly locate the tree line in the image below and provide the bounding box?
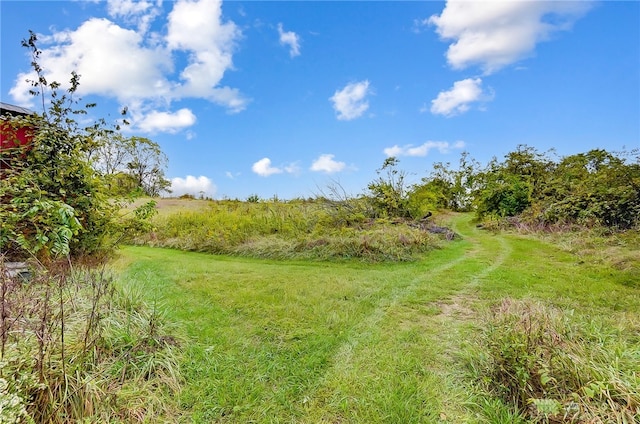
[369,145,639,230]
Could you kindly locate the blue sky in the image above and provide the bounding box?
[1,0,638,200]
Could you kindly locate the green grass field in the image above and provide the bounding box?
[112,213,639,423]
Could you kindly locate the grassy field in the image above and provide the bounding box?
[112,212,639,423]
[129,198,448,262]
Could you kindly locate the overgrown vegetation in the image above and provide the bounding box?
[133,199,451,262]
[0,32,176,423]
[467,298,639,423]
[0,32,163,261]
[472,146,640,229]
[0,261,182,423]
[329,146,639,232]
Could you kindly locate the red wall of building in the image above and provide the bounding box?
[0,122,34,151]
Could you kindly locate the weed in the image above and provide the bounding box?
[468,298,640,423]
[133,200,450,262]
[0,258,183,422]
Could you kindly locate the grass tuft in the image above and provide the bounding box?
[0,261,183,423]
[467,298,640,423]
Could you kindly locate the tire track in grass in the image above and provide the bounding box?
[426,214,512,341]
[438,216,512,312]
[302,214,513,422]
[321,254,469,376]
[422,215,513,423]
[317,215,497,377]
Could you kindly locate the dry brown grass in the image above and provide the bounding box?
[126,197,212,216]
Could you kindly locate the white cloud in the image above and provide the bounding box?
[11,18,172,104]
[384,140,465,157]
[284,162,301,175]
[251,158,299,177]
[207,86,249,114]
[429,0,592,74]
[430,78,492,117]
[107,0,155,18]
[166,0,246,109]
[106,0,161,32]
[329,80,372,121]
[9,0,247,132]
[310,154,346,174]
[137,108,197,133]
[169,175,217,198]
[252,158,283,177]
[277,23,301,57]
[412,17,430,34]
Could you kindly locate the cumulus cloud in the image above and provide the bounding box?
[310,154,346,174]
[169,175,216,198]
[11,18,172,104]
[9,0,247,133]
[166,0,245,107]
[428,0,592,74]
[251,158,299,177]
[384,140,465,157]
[252,158,283,177]
[277,23,301,57]
[329,80,372,121]
[137,108,197,133]
[430,78,492,117]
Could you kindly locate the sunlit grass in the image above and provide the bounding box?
[111,212,639,422]
[131,199,447,262]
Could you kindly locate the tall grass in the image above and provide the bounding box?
[466,298,639,423]
[133,200,448,262]
[0,258,183,423]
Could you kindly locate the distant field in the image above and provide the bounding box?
[127,196,213,215]
[113,212,640,422]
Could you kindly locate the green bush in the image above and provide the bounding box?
[0,33,159,260]
[474,147,640,230]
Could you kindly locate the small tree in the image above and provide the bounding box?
[407,175,453,217]
[90,134,170,197]
[367,157,411,218]
[408,152,480,216]
[125,137,170,197]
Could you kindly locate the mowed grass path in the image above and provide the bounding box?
[113,214,639,423]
